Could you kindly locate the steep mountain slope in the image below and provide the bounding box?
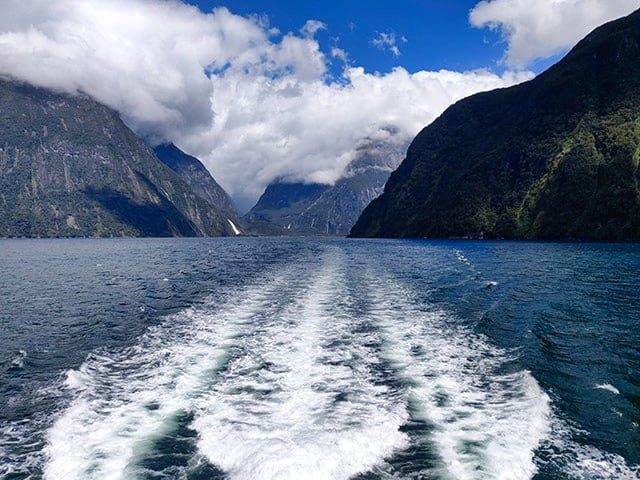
[154,143,237,218]
[245,140,405,235]
[244,182,330,234]
[351,9,640,240]
[0,79,235,237]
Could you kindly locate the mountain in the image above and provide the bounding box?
[153,143,239,221]
[351,9,640,241]
[244,140,405,235]
[0,78,237,237]
[244,182,330,234]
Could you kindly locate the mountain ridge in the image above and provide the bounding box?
[154,143,238,219]
[0,78,235,237]
[244,139,406,235]
[351,9,640,240]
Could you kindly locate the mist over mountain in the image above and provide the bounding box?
[0,0,540,210]
[245,139,406,235]
[352,9,640,240]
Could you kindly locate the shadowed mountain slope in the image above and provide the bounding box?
[352,10,640,240]
[245,140,405,235]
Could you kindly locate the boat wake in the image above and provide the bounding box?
[39,247,638,480]
[192,254,408,479]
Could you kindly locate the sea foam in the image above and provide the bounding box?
[43,268,295,480]
[41,247,638,480]
[368,273,552,480]
[193,254,409,480]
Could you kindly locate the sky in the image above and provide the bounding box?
[0,0,638,210]
[192,0,533,75]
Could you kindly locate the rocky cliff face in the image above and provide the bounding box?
[154,143,237,218]
[245,140,406,235]
[351,9,640,240]
[0,79,234,237]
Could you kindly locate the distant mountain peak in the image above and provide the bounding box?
[154,143,237,218]
[244,139,406,235]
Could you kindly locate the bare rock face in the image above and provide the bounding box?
[0,79,235,237]
[244,139,407,235]
[154,143,237,219]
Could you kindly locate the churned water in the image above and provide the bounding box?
[0,238,638,479]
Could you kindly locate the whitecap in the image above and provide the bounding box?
[10,349,27,369]
[454,249,469,264]
[594,383,620,395]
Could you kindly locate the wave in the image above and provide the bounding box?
[366,273,551,480]
[40,244,638,480]
[43,266,298,479]
[454,249,470,264]
[594,383,620,395]
[539,417,640,479]
[9,349,27,369]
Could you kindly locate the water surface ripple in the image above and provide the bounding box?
[0,238,639,479]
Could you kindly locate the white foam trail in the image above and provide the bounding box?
[368,273,552,480]
[543,419,640,479]
[193,254,409,480]
[40,245,639,480]
[43,269,295,480]
[594,383,620,395]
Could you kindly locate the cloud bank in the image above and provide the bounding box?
[200,66,530,207]
[470,0,639,68]
[0,0,631,209]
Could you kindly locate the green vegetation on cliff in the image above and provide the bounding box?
[351,9,640,240]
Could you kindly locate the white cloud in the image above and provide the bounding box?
[192,67,531,209]
[0,0,268,143]
[0,0,532,210]
[372,32,405,57]
[300,19,326,37]
[470,0,639,68]
[331,47,349,63]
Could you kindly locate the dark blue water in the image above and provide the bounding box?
[0,238,638,479]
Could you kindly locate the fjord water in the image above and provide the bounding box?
[1,238,639,480]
